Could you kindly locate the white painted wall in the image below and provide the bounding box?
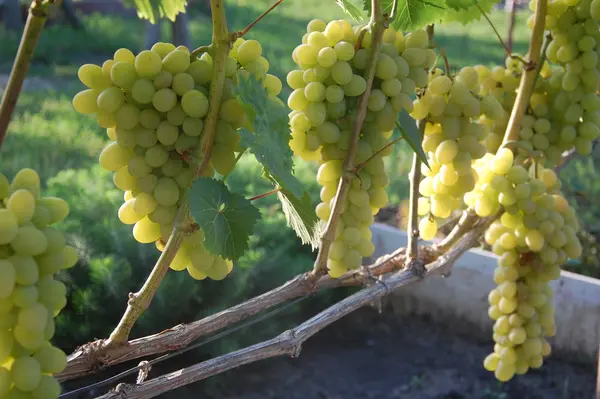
[370,223,600,363]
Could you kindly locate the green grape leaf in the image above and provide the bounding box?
[122,0,187,24]
[395,110,430,168]
[274,181,320,250]
[189,177,261,261]
[336,0,366,22]
[233,74,304,198]
[443,0,500,25]
[363,0,446,31]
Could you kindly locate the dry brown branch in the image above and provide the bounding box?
[94,215,495,398]
[58,243,437,382]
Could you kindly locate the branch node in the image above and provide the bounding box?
[136,361,152,384]
[407,259,426,278]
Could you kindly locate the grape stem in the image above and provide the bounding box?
[353,137,403,173]
[249,188,281,202]
[233,0,283,40]
[476,3,528,66]
[309,0,387,279]
[506,0,518,53]
[432,210,478,256]
[502,0,547,145]
[106,204,188,344]
[0,1,54,151]
[190,44,213,57]
[405,119,424,269]
[105,0,231,344]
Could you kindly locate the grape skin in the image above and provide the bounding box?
[73,41,281,281]
[0,169,75,397]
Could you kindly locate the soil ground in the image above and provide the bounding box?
[183,309,596,399]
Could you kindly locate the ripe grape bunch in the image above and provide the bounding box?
[465,148,582,381]
[413,67,505,241]
[476,56,533,153]
[0,169,77,398]
[287,19,435,277]
[73,40,282,281]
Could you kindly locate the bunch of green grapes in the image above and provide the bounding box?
[465,148,581,381]
[73,41,282,281]
[414,67,504,241]
[0,169,77,398]
[525,0,600,159]
[287,19,434,277]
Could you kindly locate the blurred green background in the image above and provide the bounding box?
[0,0,598,391]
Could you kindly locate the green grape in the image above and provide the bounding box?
[134,50,162,78]
[131,79,156,104]
[304,82,326,102]
[17,304,48,332]
[0,260,16,299]
[31,375,61,399]
[182,117,204,137]
[133,192,157,214]
[288,89,309,111]
[159,50,190,75]
[343,75,367,97]
[114,48,135,63]
[99,142,131,171]
[115,104,140,130]
[237,40,262,66]
[62,246,78,269]
[317,47,337,68]
[151,42,176,58]
[152,88,178,113]
[11,226,47,256]
[133,217,162,244]
[77,64,111,90]
[153,177,180,207]
[37,197,68,225]
[11,256,39,286]
[156,121,180,145]
[97,87,125,113]
[72,89,99,115]
[204,257,233,281]
[181,90,209,118]
[110,61,137,89]
[33,345,66,374]
[11,357,42,392]
[334,41,355,61]
[172,73,195,96]
[331,61,352,85]
[7,190,35,225]
[153,70,173,89]
[210,144,236,175]
[144,145,169,168]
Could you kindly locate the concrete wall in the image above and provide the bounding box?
[370,223,600,363]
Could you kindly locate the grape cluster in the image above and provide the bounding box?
[287,19,434,277]
[508,0,600,167]
[476,58,526,153]
[414,67,504,240]
[466,149,581,381]
[73,41,282,281]
[0,169,77,398]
